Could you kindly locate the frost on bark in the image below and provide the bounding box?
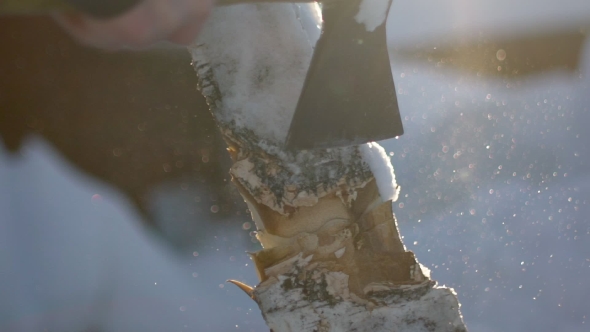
[189,3,467,331]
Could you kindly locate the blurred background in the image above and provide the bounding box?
[1,0,589,331]
[386,1,590,331]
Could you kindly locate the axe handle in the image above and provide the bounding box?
[0,0,318,17]
[0,0,72,15]
[217,0,316,4]
[0,0,139,18]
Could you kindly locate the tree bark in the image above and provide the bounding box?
[189,3,468,331]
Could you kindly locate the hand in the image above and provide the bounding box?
[53,0,213,49]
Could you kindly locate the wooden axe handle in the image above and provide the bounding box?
[0,0,318,17]
[0,0,139,17]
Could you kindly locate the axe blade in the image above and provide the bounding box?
[285,0,404,150]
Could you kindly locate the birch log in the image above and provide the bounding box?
[189,3,467,331]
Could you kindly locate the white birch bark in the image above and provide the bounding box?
[188,3,468,331]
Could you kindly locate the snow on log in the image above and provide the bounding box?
[189,3,467,331]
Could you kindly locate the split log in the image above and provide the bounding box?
[189,3,467,331]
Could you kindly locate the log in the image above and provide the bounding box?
[188,3,468,331]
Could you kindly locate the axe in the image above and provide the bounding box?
[1,0,405,150]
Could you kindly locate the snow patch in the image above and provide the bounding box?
[359,142,399,202]
[355,0,391,32]
[191,4,322,144]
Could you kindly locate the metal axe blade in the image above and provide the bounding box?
[285,0,404,150]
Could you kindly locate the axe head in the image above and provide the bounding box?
[285,0,404,150]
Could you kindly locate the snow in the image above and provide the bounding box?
[190,3,322,145]
[355,0,391,32]
[359,142,400,202]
